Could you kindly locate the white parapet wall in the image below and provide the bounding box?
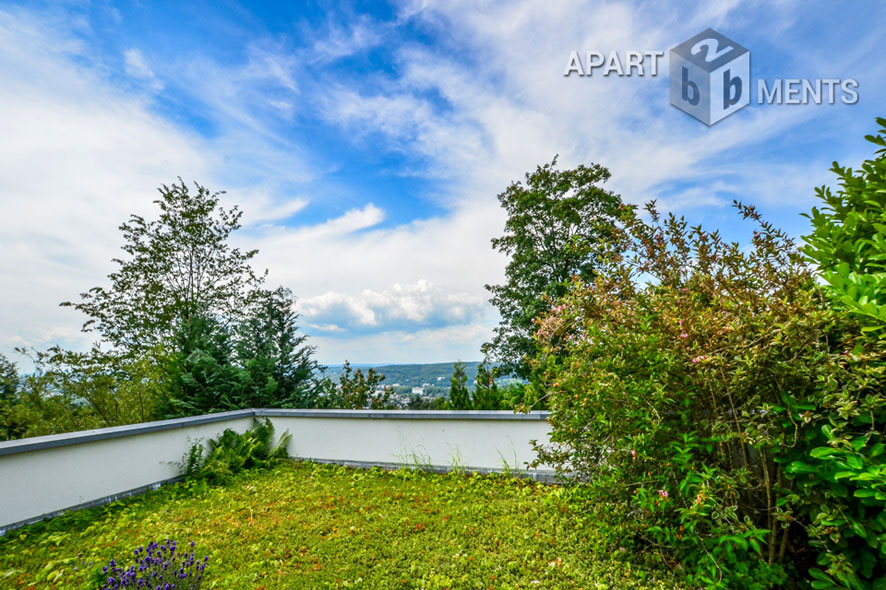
[0,410,256,534]
[0,409,552,533]
[258,409,551,472]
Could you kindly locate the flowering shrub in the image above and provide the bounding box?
[97,539,208,589]
[531,200,874,588]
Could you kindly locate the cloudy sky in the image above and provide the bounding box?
[0,1,883,366]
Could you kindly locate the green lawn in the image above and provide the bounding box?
[0,462,681,589]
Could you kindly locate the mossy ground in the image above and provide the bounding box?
[0,461,681,589]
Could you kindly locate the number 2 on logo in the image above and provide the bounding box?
[691,38,733,62]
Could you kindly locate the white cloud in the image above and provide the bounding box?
[1,1,882,369]
[309,323,490,365]
[299,280,486,332]
[123,48,164,90]
[309,15,384,63]
[0,10,208,359]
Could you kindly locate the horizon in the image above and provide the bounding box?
[0,1,884,366]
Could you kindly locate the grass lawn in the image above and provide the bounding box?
[0,462,682,589]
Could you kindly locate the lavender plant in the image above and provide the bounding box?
[98,539,208,589]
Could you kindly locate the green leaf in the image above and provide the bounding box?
[810,447,838,459]
[850,521,868,539]
[808,568,833,582]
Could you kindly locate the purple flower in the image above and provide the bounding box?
[97,539,207,590]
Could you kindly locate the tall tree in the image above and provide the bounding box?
[0,353,20,440]
[59,179,322,418]
[160,315,243,416]
[62,180,264,355]
[235,287,320,408]
[448,362,471,410]
[472,362,501,410]
[324,361,392,410]
[484,158,622,378]
[0,353,17,403]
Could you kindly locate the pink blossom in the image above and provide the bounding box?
[679,333,688,339]
[691,355,708,363]
[630,450,636,459]
[658,489,668,498]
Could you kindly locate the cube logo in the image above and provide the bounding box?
[669,28,750,125]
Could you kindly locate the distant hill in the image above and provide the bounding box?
[322,361,486,393]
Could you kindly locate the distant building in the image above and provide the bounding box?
[411,386,423,395]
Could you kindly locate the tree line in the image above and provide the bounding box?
[0,176,545,440]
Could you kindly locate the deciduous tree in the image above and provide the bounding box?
[62,180,264,355]
[484,158,622,378]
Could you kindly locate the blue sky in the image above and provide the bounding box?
[0,1,884,366]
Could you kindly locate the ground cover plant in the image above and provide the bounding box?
[0,461,684,589]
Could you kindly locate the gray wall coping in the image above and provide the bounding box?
[0,409,550,457]
[0,409,255,457]
[255,408,549,421]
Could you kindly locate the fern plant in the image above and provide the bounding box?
[183,418,291,483]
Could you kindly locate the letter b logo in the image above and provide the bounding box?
[669,28,750,125]
[723,69,742,109]
[682,67,699,106]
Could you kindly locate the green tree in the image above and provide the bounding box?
[795,119,886,589]
[803,117,886,333]
[62,180,264,356]
[56,179,322,418]
[448,362,471,410]
[160,315,243,416]
[0,353,17,403]
[323,361,392,410]
[472,362,501,410]
[235,287,321,409]
[1,350,107,439]
[42,346,169,426]
[484,158,622,378]
[0,353,20,440]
